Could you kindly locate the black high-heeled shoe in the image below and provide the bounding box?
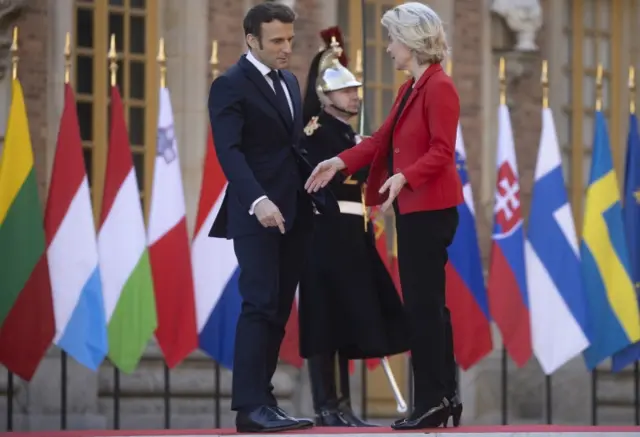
[444,393,462,427]
[390,398,450,430]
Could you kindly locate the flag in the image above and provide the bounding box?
[44,83,107,370]
[612,113,640,371]
[446,123,493,370]
[581,110,640,370]
[148,87,198,368]
[525,107,589,374]
[98,86,157,373]
[281,291,302,368]
[487,104,532,367]
[192,127,241,369]
[0,79,55,380]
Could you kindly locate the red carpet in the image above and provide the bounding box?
[4,425,640,437]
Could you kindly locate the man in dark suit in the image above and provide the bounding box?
[207,2,337,433]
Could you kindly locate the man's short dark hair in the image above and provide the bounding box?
[243,2,296,43]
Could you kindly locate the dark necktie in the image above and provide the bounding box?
[267,70,292,125]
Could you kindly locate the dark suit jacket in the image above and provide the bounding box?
[207,54,337,239]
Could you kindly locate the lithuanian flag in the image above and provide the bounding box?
[0,79,55,381]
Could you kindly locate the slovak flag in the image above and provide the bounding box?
[486,104,532,368]
[445,123,493,370]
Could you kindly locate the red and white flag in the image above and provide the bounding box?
[147,87,198,367]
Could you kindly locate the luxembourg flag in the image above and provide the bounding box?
[192,127,241,369]
[44,83,107,370]
[525,106,589,374]
[148,87,198,368]
[486,103,532,368]
[445,123,493,370]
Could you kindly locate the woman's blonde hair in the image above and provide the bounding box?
[381,2,449,65]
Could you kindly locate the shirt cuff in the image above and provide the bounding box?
[249,195,268,215]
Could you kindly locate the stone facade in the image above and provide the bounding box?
[0,0,638,432]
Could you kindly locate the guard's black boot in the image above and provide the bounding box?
[336,354,379,427]
[308,354,350,427]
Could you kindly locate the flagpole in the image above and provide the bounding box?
[210,38,222,430]
[58,31,71,431]
[107,33,121,431]
[155,36,173,430]
[590,62,604,426]
[629,64,639,426]
[5,25,18,434]
[498,56,508,426]
[540,59,553,425]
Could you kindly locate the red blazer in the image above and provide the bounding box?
[338,63,463,214]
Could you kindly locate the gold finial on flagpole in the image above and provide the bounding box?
[499,56,506,106]
[210,40,219,80]
[541,60,549,109]
[64,32,71,84]
[446,57,452,76]
[595,63,603,111]
[630,66,636,115]
[11,26,18,80]
[157,37,166,88]
[108,34,118,87]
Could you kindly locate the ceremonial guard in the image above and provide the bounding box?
[298,27,410,427]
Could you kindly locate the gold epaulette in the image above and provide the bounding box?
[304,116,321,136]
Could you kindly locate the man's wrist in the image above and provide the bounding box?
[249,195,268,215]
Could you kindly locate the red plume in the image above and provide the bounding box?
[319,26,348,67]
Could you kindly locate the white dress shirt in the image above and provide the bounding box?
[245,50,295,215]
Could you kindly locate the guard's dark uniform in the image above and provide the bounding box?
[299,111,409,360]
[298,28,410,427]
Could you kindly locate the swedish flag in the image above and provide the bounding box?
[581,110,640,370]
[611,113,640,371]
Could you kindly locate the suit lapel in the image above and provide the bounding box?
[395,63,442,127]
[239,55,292,132]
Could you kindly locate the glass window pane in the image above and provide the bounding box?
[129,61,145,100]
[365,45,377,82]
[131,0,145,9]
[382,50,393,84]
[83,147,93,188]
[76,8,93,48]
[77,101,93,141]
[108,13,124,52]
[132,151,145,192]
[109,0,124,5]
[76,55,93,95]
[130,16,145,54]
[382,89,394,116]
[129,106,145,146]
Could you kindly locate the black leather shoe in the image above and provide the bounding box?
[446,393,463,427]
[274,406,314,429]
[390,398,450,430]
[337,398,378,427]
[314,408,351,426]
[236,406,301,432]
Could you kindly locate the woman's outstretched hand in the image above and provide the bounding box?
[304,157,346,193]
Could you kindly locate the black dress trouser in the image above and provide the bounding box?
[394,206,459,409]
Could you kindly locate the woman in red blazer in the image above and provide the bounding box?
[305,2,464,431]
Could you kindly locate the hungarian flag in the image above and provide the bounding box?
[0,78,55,380]
[98,85,157,373]
[147,86,198,368]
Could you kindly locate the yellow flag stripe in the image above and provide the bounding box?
[582,171,640,341]
[0,80,34,225]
